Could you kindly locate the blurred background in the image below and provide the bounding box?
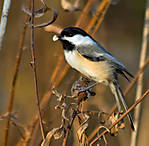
[0,0,148,145]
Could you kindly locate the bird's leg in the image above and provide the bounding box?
[78,82,99,94]
[109,82,122,112]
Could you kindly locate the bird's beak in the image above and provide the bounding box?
[53,35,62,41]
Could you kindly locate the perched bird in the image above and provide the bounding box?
[53,27,135,130]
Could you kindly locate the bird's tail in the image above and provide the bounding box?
[110,82,135,131]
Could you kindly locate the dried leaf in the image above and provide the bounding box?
[41,126,64,146]
[53,126,64,139]
[107,112,125,136]
[62,103,70,121]
[96,126,110,145]
[52,89,64,102]
[77,114,89,142]
[108,113,118,136]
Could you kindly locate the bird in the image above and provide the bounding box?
[53,27,135,130]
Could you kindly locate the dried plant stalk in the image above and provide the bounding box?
[86,0,110,33]
[75,0,95,27]
[92,1,110,36]
[0,0,12,50]
[130,0,149,145]
[30,0,45,140]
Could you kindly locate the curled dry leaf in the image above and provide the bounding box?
[96,126,110,144]
[22,0,48,18]
[52,88,64,102]
[107,112,125,136]
[61,0,80,12]
[53,125,64,139]
[41,125,64,146]
[62,103,70,121]
[22,4,48,18]
[22,1,58,28]
[77,114,89,142]
[34,8,58,28]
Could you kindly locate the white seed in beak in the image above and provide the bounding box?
[53,35,59,41]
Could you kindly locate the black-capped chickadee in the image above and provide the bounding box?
[53,27,134,130]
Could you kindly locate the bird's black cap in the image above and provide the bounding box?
[61,27,88,37]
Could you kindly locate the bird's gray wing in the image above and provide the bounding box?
[77,45,133,79]
[77,43,107,62]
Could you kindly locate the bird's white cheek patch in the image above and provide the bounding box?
[64,35,95,46]
[53,35,59,41]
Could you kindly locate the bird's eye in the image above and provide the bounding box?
[68,33,73,37]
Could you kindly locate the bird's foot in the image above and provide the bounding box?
[77,82,99,95]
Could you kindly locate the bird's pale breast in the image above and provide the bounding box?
[64,50,114,82]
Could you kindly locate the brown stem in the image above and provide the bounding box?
[92,0,110,36]
[30,0,45,140]
[62,110,77,146]
[86,0,109,33]
[75,0,96,27]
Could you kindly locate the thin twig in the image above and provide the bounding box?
[89,90,149,146]
[0,0,12,50]
[30,0,45,140]
[2,1,31,145]
[130,0,149,145]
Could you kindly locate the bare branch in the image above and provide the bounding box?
[130,0,149,145]
[0,0,12,50]
[30,0,45,140]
